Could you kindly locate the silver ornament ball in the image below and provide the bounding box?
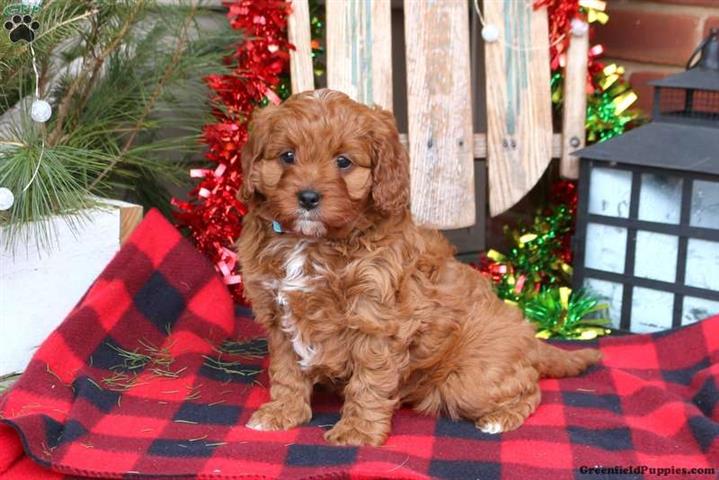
[31,99,52,123]
[0,187,15,211]
[482,24,500,43]
[571,19,589,37]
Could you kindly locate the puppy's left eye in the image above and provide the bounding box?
[336,155,352,170]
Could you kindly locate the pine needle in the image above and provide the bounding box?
[216,338,268,359]
[205,441,227,448]
[184,384,203,401]
[106,343,152,371]
[40,441,56,458]
[202,356,262,378]
[100,338,184,390]
[85,377,104,391]
[101,371,139,392]
[45,364,69,387]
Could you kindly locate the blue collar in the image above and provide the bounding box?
[271,220,284,234]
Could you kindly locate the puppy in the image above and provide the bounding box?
[237,89,601,446]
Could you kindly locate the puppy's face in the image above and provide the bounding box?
[241,89,409,238]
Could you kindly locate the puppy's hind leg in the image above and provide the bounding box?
[440,361,542,435]
[436,315,544,434]
[473,370,541,434]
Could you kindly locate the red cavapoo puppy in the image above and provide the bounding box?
[237,89,601,446]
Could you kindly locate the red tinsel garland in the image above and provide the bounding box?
[172,0,292,301]
[534,0,580,71]
[535,0,606,88]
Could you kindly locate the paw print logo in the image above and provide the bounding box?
[4,15,39,43]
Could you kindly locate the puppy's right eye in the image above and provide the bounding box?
[279,151,295,165]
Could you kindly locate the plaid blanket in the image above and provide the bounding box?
[1,210,717,479]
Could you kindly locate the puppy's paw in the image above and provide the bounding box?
[477,421,503,434]
[246,400,311,431]
[324,418,386,446]
[476,409,526,434]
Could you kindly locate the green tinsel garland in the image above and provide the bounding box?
[478,183,612,340]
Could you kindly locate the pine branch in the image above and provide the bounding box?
[87,0,199,191]
[34,8,97,43]
[47,3,143,146]
[37,55,51,97]
[68,14,102,119]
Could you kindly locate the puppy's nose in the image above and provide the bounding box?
[297,190,321,210]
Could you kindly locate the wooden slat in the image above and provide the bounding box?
[370,0,392,110]
[403,0,475,229]
[399,133,562,159]
[560,26,589,179]
[287,0,314,94]
[484,1,553,217]
[119,204,143,244]
[326,0,393,109]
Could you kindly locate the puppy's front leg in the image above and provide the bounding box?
[325,337,400,446]
[246,328,312,431]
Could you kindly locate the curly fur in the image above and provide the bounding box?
[237,89,601,446]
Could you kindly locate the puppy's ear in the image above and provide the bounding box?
[240,105,276,202]
[369,107,410,217]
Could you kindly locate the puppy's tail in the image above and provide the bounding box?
[533,341,602,378]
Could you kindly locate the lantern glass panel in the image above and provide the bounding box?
[585,223,628,274]
[588,167,632,218]
[630,287,674,332]
[682,296,719,325]
[584,277,623,329]
[638,173,683,225]
[633,231,678,282]
[690,180,719,229]
[685,238,719,291]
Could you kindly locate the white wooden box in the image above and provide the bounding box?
[0,200,142,376]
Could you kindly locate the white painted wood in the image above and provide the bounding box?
[287,0,314,94]
[484,0,553,217]
[326,0,393,110]
[403,0,475,229]
[370,0,393,110]
[561,28,589,179]
[0,200,142,375]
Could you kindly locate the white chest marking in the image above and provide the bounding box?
[274,241,318,370]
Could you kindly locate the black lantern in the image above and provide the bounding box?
[572,30,719,333]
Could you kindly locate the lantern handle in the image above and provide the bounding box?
[686,28,719,70]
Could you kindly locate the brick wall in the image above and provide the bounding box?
[595,0,719,114]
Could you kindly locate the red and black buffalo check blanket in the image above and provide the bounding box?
[1,210,718,479]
